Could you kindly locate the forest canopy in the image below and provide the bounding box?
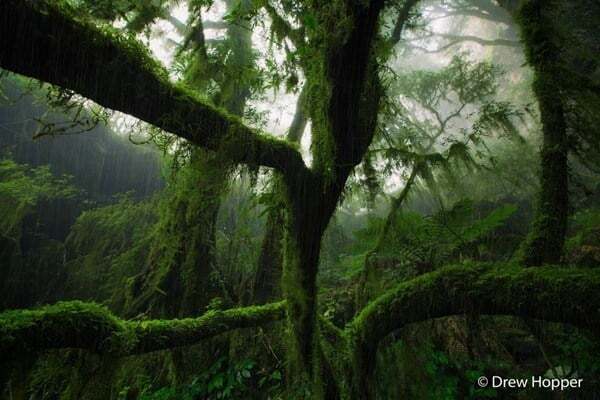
[0,0,599,399]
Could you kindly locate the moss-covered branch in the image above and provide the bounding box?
[0,0,306,176]
[0,300,286,357]
[349,263,600,348]
[341,263,600,398]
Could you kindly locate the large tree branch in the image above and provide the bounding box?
[349,263,600,349]
[0,0,307,176]
[0,301,286,357]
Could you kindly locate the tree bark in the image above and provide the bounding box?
[509,0,569,266]
[254,208,285,304]
[253,85,308,305]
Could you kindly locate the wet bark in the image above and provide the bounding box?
[253,85,308,305]
[507,0,569,266]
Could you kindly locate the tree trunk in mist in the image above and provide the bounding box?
[254,208,284,303]
[253,86,307,304]
[510,0,569,266]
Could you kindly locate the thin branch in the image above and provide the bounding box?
[166,14,187,35]
[406,33,520,54]
[203,20,228,30]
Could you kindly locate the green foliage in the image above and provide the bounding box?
[565,207,600,267]
[0,157,79,238]
[64,193,158,306]
[215,183,264,304]
[551,329,600,387]
[128,357,283,400]
[375,335,501,400]
[3,0,600,398]
[70,0,172,32]
[362,200,517,277]
[67,193,156,258]
[365,54,523,204]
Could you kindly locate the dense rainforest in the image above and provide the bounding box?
[0,0,599,398]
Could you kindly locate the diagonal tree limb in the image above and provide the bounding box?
[390,0,421,45]
[0,0,307,177]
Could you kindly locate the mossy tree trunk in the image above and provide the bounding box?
[159,153,229,318]
[254,86,307,305]
[0,0,387,396]
[276,0,386,391]
[254,206,285,303]
[501,0,569,266]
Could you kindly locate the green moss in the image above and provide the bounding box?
[0,300,286,359]
[515,0,569,266]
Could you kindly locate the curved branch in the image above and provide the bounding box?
[0,301,286,357]
[349,263,600,348]
[429,8,513,25]
[0,0,307,177]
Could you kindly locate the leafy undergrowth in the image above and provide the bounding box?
[129,357,284,400]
